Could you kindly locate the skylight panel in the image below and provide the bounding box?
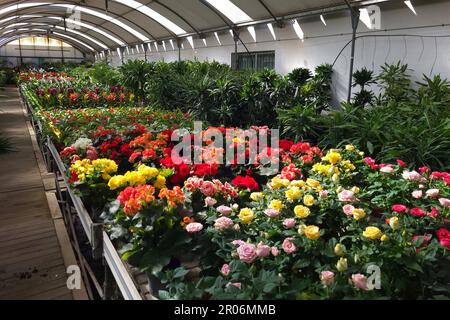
[54,25,109,50]
[53,31,95,51]
[113,0,187,35]
[204,0,252,24]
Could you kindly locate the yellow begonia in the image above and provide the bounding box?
[154,175,166,189]
[304,225,320,240]
[238,208,255,224]
[306,178,320,188]
[138,165,159,180]
[108,175,127,190]
[269,199,284,211]
[303,194,315,207]
[323,150,342,164]
[271,177,290,189]
[124,171,146,187]
[294,205,310,219]
[285,187,302,202]
[363,226,383,240]
[290,180,305,188]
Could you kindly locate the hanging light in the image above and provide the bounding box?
[147,42,152,52]
[267,23,276,41]
[320,15,327,26]
[187,36,194,49]
[202,38,207,47]
[404,1,417,15]
[169,39,175,50]
[292,20,304,40]
[162,40,167,51]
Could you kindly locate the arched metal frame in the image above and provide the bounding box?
[0,0,397,53]
[0,31,93,54]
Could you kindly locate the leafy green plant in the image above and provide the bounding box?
[288,67,312,86]
[120,60,154,105]
[376,61,412,103]
[352,68,376,108]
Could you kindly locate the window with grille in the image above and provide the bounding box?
[231,50,275,71]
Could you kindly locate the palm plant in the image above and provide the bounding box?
[119,60,154,105]
[352,68,376,108]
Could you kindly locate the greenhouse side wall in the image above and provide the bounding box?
[109,0,450,105]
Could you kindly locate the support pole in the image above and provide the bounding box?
[177,38,182,61]
[233,30,239,70]
[60,41,64,64]
[18,38,23,67]
[345,0,360,103]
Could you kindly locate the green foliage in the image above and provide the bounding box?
[352,68,376,108]
[376,61,412,103]
[119,60,155,104]
[85,62,121,86]
[288,67,312,86]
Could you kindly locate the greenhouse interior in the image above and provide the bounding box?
[0,0,449,303]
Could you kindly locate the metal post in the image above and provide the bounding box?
[233,30,239,70]
[345,0,360,103]
[18,38,23,66]
[177,38,181,61]
[61,41,64,64]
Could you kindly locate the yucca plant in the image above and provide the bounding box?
[352,67,376,108]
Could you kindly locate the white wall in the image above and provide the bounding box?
[0,42,87,67]
[107,1,450,104]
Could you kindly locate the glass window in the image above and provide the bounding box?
[232,51,275,71]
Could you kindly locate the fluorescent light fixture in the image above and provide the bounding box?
[169,39,175,50]
[117,47,122,58]
[204,0,252,24]
[293,20,304,40]
[0,3,47,16]
[113,0,186,35]
[359,8,373,29]
[131,47,135,55]
[55,25,109,50]
[202,38,207,47]
[247,26,256,42]
[1,29,14,35]
[181,42,184,49]
[126,47,130,54]
[404,1,417,15]
[141,44,145,52]
[53,31,95,51]
[147,42,152,52]
[3,23,28,29]
[136,45,140,53]
[214,32,222,45]
[320,15,327,26]
[47,16,125,46]
[162,40,167,51]
[229,29,234,38]
[154,42,159,51]
[187,36,194,49]
[267,23,276,40]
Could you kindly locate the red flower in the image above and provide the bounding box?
[129,152,142,163]
[192,163,218,177]
[232,175,259,191]
[142,149,157,160]
[279,139,294,152]
[160,156,175,168]
[419,166,430,173]
[392,204,408,213]
[396,159,406,167]
[410,208,426,217]
[428,208,439,218]
[290,142,311,154]
[436,228,450,249]
[68,171,78,184]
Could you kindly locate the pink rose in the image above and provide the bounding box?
[380,166,394,174]
[220,264,230,276]
[226,282,242,290]
[237,243,257,263]
[425,189,439,198]
[402,170,426,182]
[428,208,439,218]
[282,238,297,254]
[271,246,280,256]
[319,190,329,198]
[439,198,450,207]
[338,190,357,202]
[392,204,408,213]
[217,205,232,216]
[264,208,279,218]
[342,204,355,216]
[205,196,217,207]
[351,273,368,290]
[283,218,296,229]
[232,239,245,247]
[320,271,335,286]
[214,217,234,231]
[200,181,216,197]
[86,146,98,160]
[256,242,271,257]
[412,190,423,199]
[186,222,203,233]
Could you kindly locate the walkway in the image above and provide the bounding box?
[0,87,82,300]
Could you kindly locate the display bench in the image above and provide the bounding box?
[19,86,151,300]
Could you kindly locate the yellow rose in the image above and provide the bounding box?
[351,186,360,194]
[303,194,315,207]
[304,225,320,240]
[153,175,166,189]
[381,234,389,241]
[363,226,383,240]
[294,205,310,219]
[269,199,284,211]
[290,180,305,188]
[352,208,366,221]
[345,144,355,151]
[334,243,345,256]
[238,208,255,224]
[285,187,302,202]
[271,177,289,189]
[336,257,348,272]
[297,224,306,235]
[389,217,399,230]
[306,178,321,188]
[250,192,264,201]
